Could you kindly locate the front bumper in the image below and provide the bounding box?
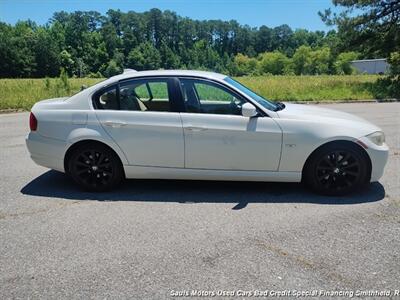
[25,132,67,172]
[358,137,389,182]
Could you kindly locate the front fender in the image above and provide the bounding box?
[276,117,369,172]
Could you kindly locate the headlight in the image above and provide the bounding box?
[366,131,385,146]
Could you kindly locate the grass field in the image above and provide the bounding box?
[238,75,381,101]
[0,78,102,111]
[0,75,384,111]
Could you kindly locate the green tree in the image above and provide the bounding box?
[34,27,60,77]
[334,51,359,75]
[254,26,272,53]
[258,51,290,75]
[0,23,15,77]
[310,47,332,74]
[4,21,37,77]
[270,25,293,55]
[159,41,180,69]
[127,42,161,70]
[103,59,122,77]
[187,40,222,71]
[292,46,313,75]
[59,50,75,75]
[321,0,400,95]
[101,21,121,58]
[0,8,381,78]
[231,53,258,76]
[320,0,400,58]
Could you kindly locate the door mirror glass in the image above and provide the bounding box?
[241,102,258,118]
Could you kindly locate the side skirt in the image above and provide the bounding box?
[124,165,301,182]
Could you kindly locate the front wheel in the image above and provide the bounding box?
[304,142,370,196]
[68,143,124,192]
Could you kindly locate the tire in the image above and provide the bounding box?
[303,141,370,196]
[67,142,124,192]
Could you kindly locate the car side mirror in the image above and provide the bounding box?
[242,102,258,118]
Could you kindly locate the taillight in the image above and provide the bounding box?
[29,112,37,131]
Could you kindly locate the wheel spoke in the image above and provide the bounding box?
[323,179,332,189]
[344,178,353,186]
[72,149,116,189]
[317,165,331,171]
[76,168,90,175]
[97,153,105,165]
[317,173,329,180]
[342,162,358,169]
[345,170,359,176]
[99,162,111,167]
[81,152,91,161]
[75,161,89,168]
[90,150,96,161]
[315,150,362,192]
[323,157,334,167]
[334,151,340,163]
[340,153,350,164]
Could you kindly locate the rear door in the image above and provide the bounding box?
[179,78,282,171]
[94,77,185,168]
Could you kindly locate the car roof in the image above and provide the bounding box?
[108,69,228,82]
[67,69,230,108]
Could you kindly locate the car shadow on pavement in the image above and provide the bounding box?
[21,170,386,209]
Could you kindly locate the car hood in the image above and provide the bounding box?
[276,102,381,133]
[277,102,368,121]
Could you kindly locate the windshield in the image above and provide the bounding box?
[224,77,278,111]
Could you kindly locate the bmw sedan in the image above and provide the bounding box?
[26,70,389,195]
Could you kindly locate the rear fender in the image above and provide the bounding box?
[66,128,129,165]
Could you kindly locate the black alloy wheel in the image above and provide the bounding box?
[316,151,361,190]
[68,143,124,192]
[304,142,369,196]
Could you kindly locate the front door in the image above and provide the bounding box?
[179,78,282,171]
[94,77,185,168]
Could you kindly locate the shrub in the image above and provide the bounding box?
[231,53,259,76]
[103,60,122,78]
[258,51,290,75]
[58,68,70,93]
[334,52,359,75]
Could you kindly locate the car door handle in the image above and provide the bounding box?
[104,121,127,128]
[185,126,208,131]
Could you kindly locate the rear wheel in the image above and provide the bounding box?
[68,143,124,192]
[304,142,370,196]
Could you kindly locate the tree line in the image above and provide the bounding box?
[0,9,355,78]
[0,4,398,79]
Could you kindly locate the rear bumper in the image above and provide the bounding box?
[25,132,66,172]
[358,137,389,182]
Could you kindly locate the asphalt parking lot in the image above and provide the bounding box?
[1,102,399,299]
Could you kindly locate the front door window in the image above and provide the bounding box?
[179,78,246,115]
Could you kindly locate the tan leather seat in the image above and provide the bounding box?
[101,92,119,110]
[136,98,147,111]
[120,88,148,111]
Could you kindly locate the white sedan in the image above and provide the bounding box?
[26,70,388,195]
